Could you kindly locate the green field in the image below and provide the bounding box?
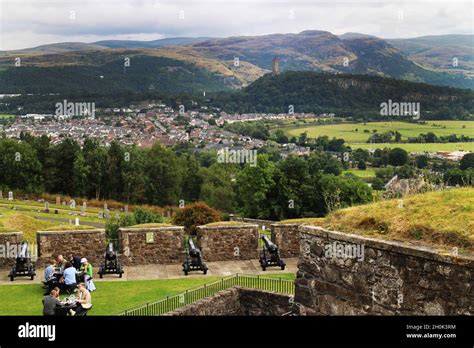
[353,142,474,152]
[342,169,376,178]
[0,114,14,119]
[0,273,295,315]
[278,121,474,152]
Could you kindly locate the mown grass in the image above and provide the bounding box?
[128,223,174,228]
[204,221,252,226]
[281,188,474,252]
[0,273,296,316]
[0,210,57,242]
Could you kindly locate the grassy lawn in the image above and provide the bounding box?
[0,273,295,315]
[343,169,376,178]
[0,114,14,119]
[277,121,474,152]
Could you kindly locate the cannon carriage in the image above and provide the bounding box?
[98,243,124,278]
[9,241,36,281]
[259,235,285,271]
[182,238,208,275]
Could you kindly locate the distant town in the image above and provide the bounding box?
[0,103,319,157]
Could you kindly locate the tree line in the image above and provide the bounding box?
[0,134,373,220]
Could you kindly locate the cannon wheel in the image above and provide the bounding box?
[280,264,286,270]
[118,272,122,278]
[10,275,14,281]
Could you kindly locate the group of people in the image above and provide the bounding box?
[44,254,96,295]
[42,283,92,316]
[42,254,96,316]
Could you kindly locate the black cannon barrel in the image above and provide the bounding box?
[188,239,201,258]
[261,235,278,254]
[105,242,116,260]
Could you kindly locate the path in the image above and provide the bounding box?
[0,258,298,284]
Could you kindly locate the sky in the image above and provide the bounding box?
[0,0,472,50]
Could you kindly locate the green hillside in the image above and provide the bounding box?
[0,55,230,95]
[208,71,474,118]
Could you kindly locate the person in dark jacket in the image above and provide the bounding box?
[69,254,82,270]
[42,288,62,316]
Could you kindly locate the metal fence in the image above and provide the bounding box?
[117,274,295,316]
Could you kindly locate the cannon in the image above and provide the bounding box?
[9,241,36,281]
[259,235,285,271]
[98,243,124,278]
[182,238,208,275]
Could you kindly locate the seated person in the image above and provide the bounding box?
[61,262,77,293]
[80,258,96,292]
[43,260,57,295]
[56,254,67,273]
[69,254,82,270]
[73,283,92,316]
[42,287,63,316]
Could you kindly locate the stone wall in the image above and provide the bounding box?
[168,287,291,316]
[295,225,474,315]
[0,232,23,268]
[271,223,300,258]
[36,229,106,266]
[196,224,259,261]
[119,226,185,265]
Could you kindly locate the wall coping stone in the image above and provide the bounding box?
[299,225,474,267]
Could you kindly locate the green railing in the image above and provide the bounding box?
[117,274,295,316]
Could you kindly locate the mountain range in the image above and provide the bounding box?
[0,30,472,92]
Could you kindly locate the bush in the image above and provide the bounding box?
[133,207,163,225]
[388,148,408,167]
[172,202,221,234]
[371,177,385,191]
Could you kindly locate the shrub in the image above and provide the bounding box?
[172,202,221,234]
[133,207,163,225]
[105,214,136,243]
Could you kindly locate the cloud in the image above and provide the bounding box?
[0,0,472,50]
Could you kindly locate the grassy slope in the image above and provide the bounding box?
[0,273,295,315]
[282,188,474,252]
[0,209,56,242]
